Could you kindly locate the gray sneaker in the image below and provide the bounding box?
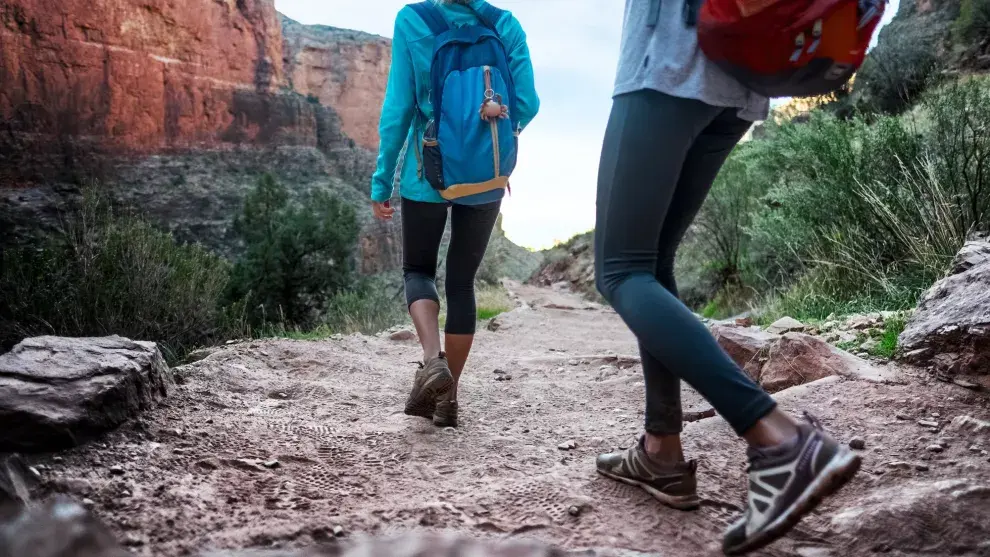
[433,390,458,428]
[596,436,700,510]
[404,353,453,419]
[722,412,861,556]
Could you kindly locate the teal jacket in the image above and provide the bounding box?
[370,1,540,204]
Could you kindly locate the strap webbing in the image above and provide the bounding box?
[408,1,450,35]
[471,2,505,36]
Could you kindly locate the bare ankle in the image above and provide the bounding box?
[643,432,685,465]
[742,409,801,448]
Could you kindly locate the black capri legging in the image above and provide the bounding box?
[401,197,501,335]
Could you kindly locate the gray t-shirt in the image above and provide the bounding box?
[613,0,770,121]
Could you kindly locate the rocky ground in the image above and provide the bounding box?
[5,281,989,557]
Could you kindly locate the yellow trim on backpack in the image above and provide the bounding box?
[439,176,509,200]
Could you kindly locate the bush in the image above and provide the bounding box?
[226,174,360,329]
[955,0,990,47]
[854,24,943,114]
[681,78,990,320]
[0,189,237,361]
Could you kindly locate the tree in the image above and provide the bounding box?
[227,174,359,328]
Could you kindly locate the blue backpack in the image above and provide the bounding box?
[408,1,519,204]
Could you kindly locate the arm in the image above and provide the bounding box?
[499,14,540,131]
[370,10,417,203]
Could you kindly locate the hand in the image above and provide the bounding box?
[372,200,395,220]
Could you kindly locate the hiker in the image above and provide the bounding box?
[592,1,862,555]
[370,0,539,429]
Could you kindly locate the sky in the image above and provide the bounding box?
[275,0,900,251]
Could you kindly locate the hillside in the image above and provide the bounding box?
[0,0,535,276]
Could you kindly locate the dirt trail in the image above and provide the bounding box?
[32,282,990,556]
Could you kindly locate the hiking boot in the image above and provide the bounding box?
[433,390,458,428]
[722,412,862,556]
[403,353,453,419]
[596,436,700,510]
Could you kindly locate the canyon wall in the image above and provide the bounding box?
[0,0,398,273]
[281,15,390,150]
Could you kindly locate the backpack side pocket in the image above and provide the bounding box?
[422,119,445,191]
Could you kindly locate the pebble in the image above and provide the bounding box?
[926,444,944,453]
[849,437,866,450]
[52,456,63,463]
[109,465,125,476]
[494,374,512,382]
[568,360,579,366]
[263,460,281,469]
[82,498,95,508]
[568,505,581,517]
[917,420,939,428]
[915,463,930,472]
[558,440,577,451]
[124,534,144,547]
[970,445,984,453]
[388,329,415,341]
[895,413,909,420]
[28,466,41,479]
[332,526,345,537]
[886,461,911,470]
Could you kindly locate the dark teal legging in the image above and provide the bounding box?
[401,197,501,335]
[594,89,777,437]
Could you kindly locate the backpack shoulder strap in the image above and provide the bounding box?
[407,1,451,35]
[469,1,505,37]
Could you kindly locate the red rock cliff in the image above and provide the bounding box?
[0,0,327,151]
[0,0,399,273]
[281,16,390,151]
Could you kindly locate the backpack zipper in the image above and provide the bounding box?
[483,65,500,178]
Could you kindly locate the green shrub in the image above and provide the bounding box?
[854,24,943,114]
[955,0,990,47]
[0,189,236,361]
[322,277,407,335]
[226,174,360,329]
[684,78,990,320]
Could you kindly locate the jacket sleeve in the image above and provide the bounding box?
[499,14,540,131]
[370,11,416,203]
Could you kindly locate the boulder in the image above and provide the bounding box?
[766,316,806,335]
[899,237,990,386]
[830,479,990,554]
[710,324,776,379]
[0,336,173,452]
[712,325,899,392]
[762,333,896,392]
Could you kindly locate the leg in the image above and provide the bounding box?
[441,200,502,408]
[400,198,448,361]
[594,93,862,553]
[430,200,501,429]
[641,108,763,462]
[400,198,454,419]
[594,90,777,439]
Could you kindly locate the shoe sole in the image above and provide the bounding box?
[433,417,457,428]
[723,449,862,556]
[404,370,453,419]
[596,469,701,511]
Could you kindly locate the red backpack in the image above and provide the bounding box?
[692,0,887,98]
